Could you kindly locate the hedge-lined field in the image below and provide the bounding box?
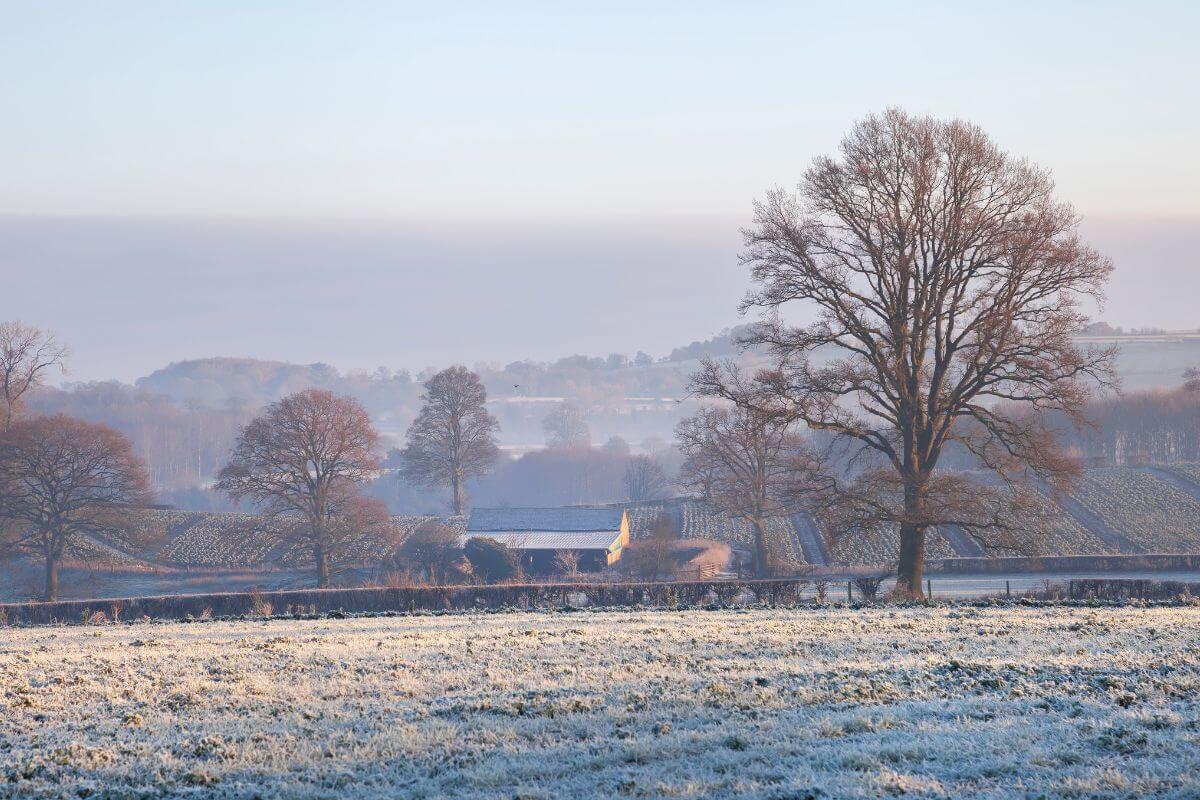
[1166,463,1200,488]
[3,605,1199,799]
[1072,469,1200,553]
[819,521,958,567]
[1024,490,1113,555]
[159,512,288,568]
[625,502,671,538]
[679,501,806,568]
[131,511,464,570]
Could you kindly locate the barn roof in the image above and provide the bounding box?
[467,506,623,533]
[461,530,621,550]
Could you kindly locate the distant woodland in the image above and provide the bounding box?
[22,324,1200,513]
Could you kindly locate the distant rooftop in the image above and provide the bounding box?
[467,506,624,533]
[461,530,622,550]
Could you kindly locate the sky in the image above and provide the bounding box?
[1,1,1198,382]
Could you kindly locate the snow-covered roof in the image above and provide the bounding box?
[461,530,622,551]
[467,506,623,533]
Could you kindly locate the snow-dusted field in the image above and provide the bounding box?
[3,606,1199,799]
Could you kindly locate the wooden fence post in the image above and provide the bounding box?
[1005,580,1011,598]
[926,579,932,599]
[847,581,853,603]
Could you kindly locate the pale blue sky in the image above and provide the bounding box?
[1,2,1198,380]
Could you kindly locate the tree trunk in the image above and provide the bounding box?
[895,523,926,598]
[315,541,330,588]
[751,517,772,578]
[44,550,59,602]
[452,474,464,516]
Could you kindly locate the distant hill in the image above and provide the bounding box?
[136,357,345,409]
[1103,335,1200,392]
[131,326,1198,411]
[132,323,767,411]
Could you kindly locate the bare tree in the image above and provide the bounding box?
[709,108,1114,596]
[0,415,150,600]
[623,455,669,502]
[401,366,500,515]
[676,373,805,577]
[553,548,581,579]
[320,494,391,568]
[542,403,591,449]
[0,321,68,432]
[216,389,380,587]
[602,435,631,456]
[1184,367,1200,393]
[622,513,677,579]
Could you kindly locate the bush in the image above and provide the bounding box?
[398,523,464,584]
[464,537,519,583]
[853,574,888,602]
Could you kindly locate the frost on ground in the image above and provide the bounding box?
[2,606,1199,799]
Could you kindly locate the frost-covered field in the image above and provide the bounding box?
[3,606,1200,799]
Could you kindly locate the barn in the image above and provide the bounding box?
[464,506,630,574]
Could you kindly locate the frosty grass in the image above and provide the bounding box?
[3,605,1199,798]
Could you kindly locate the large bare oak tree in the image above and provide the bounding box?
[401,366,499,514]
[0,321,68,432]
[0,415,150,600]
[706,109,1114,596]
[217,389,380,587]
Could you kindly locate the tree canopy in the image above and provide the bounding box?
[0,415,150,600]
[217,389,380,586]
[401,366,500,514]
[703,108,1114,596]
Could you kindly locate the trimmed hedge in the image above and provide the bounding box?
[931,553,1200,574]
[1068,578,1200,601]
[0,578,815,627]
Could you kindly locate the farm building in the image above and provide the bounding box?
[464,506,630,573]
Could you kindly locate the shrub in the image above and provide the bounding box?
[397,523,464,584]
[814,579,829,605]
[248,589,273,617]
[464,537,519,583]
[853,575,888,602]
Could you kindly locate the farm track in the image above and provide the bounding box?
[73,533,159,570]
[938,524,984,556]
[1143,465,1200,502]
[1045,486,1141,554]
[791,511,830,565]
